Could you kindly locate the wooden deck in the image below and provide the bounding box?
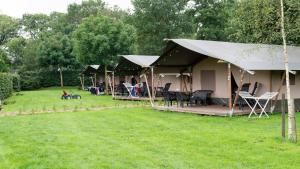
[113,96,163,101]
[153,105,251,116]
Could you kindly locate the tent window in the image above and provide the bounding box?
[201,70,216,91]
[282,73,296,86]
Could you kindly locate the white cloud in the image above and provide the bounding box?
[0,0,133,18]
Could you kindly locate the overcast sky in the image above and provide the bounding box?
[0,0,133,18]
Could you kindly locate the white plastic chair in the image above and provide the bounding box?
[123,82,136,98]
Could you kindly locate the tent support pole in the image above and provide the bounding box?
[228,63,232,109]
[143,74,154,107]
[112,71,115,98]
[231,70,246,116]
[271,71,286,112]
[91,77,94,87]
[94,73,97,87]
[151,67,155,99]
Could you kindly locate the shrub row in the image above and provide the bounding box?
[19,70,92,90]
[0,73,13,100]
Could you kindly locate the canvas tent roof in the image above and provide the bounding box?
[82,65,100,75]
[153,39,300,71]
[82,65,114,76]
[115,55,159,75]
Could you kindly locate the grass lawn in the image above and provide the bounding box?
[0,88,299,169]
[1,87,142,113]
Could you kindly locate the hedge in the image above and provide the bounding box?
[0,73,13,100]
[19,69,92,90]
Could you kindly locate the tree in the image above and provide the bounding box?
[38,32,77,87]
[21,14,49,39]
[280,0,297,143]
[188,0,235,41]
[0,15,19,46]
[229,0,299,45]
[0,49,10,72]
[21,14,50,39]
[132,0,194,55]
[6,37,26,70]
[73,15,136,93]
[67,0,106,27]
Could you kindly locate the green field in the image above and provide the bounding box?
[0,88,299,169]
[2,87,143,114]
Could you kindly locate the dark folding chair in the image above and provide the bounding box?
[163,91,177,107]
[190,90,213,106]
[176,92,191,107]
[156,83,172,97]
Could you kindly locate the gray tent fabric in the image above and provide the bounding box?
[156,39,300,71]
[82,65,100,75]
[120,55,159,68]
[114,55,159,75]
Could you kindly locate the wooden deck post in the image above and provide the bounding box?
[143,74,154,107]
[231,70,246,116]
[228,63,232,109]
[151,67,155,99]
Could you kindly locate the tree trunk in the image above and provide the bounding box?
[59,66,64,88]
[105,65,109,95]
[280,0,297,142]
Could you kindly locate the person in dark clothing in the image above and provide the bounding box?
[131,77,137,86]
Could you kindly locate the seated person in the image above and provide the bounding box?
[61,90,70,99]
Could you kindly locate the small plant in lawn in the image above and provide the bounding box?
[42,105,47,112]
[63,105,67,111]
[52,105,57,112]
[73,105,78,112]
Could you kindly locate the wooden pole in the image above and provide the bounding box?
[82,74,85,90]
[80,76,84,90]
[271,72,286,112]
[228,63,232,109]
[91,77,94,87]
[112,72,115,98]
[94,73,97,87]
[231,70,246,116]
[282,94,286,138]
[151,67,155,99]
[143,74,154,107]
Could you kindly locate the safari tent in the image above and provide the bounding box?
[113,55,182,100]
[152,39,300,115]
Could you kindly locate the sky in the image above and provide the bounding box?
[0,0,133,18]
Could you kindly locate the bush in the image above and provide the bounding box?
[19,69,85,90]
[0,73,13,100]
[11,74,21,92]
[19,71,41,90]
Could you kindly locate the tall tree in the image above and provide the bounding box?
[5,37,26,70]
[21,14,50,39]
[67,0,105,27]
[0,15,19,46]
[73,15,136,93]
[38,32,77,87]
[280,0,297,142]
[189,0,235,41]
[0,49,10,72]
[132,0,194,55]
[229,0,299,45]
